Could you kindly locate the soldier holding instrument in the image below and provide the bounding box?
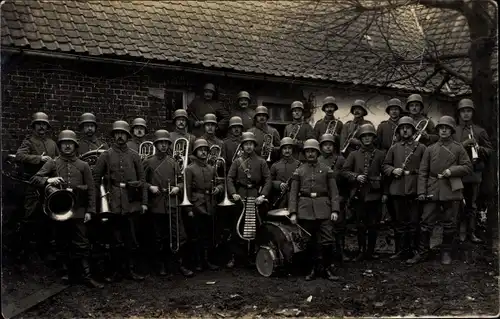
[247,106,281,160]
[222,116,244,166]
[284,101,315,162]
[127,118,149,153]
[143,130,194,277]
[169,109,196,156]
[30,130,103,288]
[231,91,255,131]
[313,96,343,140]
[405,94,438,146]
[339,100,373,158]
[78,113,109,155]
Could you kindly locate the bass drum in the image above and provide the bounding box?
[80,149,106,170]
[254,221,309,277]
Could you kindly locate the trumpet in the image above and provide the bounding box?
[414,118,431,142]
[232,143,243,162]
[261,133,273,162]
[341,127,359,155]
[173,137,192,208]
[207,144,221,166]
[326,119,338,135]
[469,132,479,162]
[139,141,155,160]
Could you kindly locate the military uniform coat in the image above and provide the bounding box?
[78,136,109,156]
[313,117,343,140]
[231,108,256,131]
[453,123,493,184]
[339,119,373,156]
[187,98,229,137]
[376,118,400,152]
[247,124,281,158]
[417,139,472,201]
[342,146,387,201]
[16,135,59,176]
[143,153,183,214]
[288,161,340,220]
[227,153,272,198]
[168,129,196,156]
[270,157,301,207]
[185,158,223,215]
[284,121,315,161]
[30,155,96,217]
[318,153,348,199]
[127,137,148,154]
[92,144,148,214]
[383,139,426,196]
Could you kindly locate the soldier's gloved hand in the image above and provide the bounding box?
[417,194,426,201]
[232,194,241,201]
[212,187,221,195]
[442,169,452,178]
[194,120,204,127]
[47,177,64,185]
[187,210,194,217]
[356,174,367,183]
[280,183,289,191]
[84,213,92,223]
[351,138,361,146]
[119,182,126,188]
[255,195,266,205]
[392,168,403,177]
[149,185,160,194]
[462,139,474,147]
[330,212,339,222]
[141,205,148,214]
[289,214,297,224]
[170,186,180,195]
[41,155,52,162]
[381,195,388,203]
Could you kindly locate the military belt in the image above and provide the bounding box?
[194,190,211,195]
[299,191,328,198]
[237,183,257,189]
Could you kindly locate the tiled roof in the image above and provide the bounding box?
[0,0,476,94]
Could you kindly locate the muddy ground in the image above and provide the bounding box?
[4,228,498,319]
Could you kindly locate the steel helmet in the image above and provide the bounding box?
[203,113,217,125]
[357,124,377,138]
[111,120,131,136]
[436,116,457,133]
[192,139,210,154]
[319,133,337,145]
[457,98,475,111]
[350,100,368,116]
[254,106,269,117]
[406,94,424,110]
[291,101,304,110]
[279,137,294,148]
[237,91,250,100]
[57,130,79,147]
[204,83,216,92]
[153,130,171,144]
[396,116,416,131]
[31,112,51,127]
[302,139,321,153]
[173,109,188,120]
[385,98,403,114]
[131,118,147,129]
[228,116,244,128]
[322,96,338,111]
[241,132,257,145]
[79,113,97,127]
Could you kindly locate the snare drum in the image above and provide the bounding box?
[254,221,309,277]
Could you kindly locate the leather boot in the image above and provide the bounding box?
[124,255,145,281]
[335,234,349,264]
[355,230,366,262]
[322,245,339,281]
[104,249,122,283]
[81,258,104,289]
[203,249,219,271]
[467,215,483,243]
[179,249,194,277]
[406,231,430,265]
[158,261,167,276]
[389,233,402,260]
[441,232,454,265]
[366,230,379,260]
[305,261,316,281]
[226,254,235,268]
[194,245,203,271]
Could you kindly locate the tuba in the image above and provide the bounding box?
[340,126,359,155]
[326,119,338,136]
[173,137,192,207]
[207,144,221,166]
[414,118,431,142]
[139,141,155,160]
[261,133,273,162]
[214,157,235,207]
[43,183,76,221]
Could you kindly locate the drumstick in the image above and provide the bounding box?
[285,215,311,237]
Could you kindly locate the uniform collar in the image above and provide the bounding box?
[203,134,216,141]
[59,154,77,162]
[255,123,269,130]
[281,156,296,163]
[353,117,364,124]
[155,152,168,160]
[112,143,129,152]
[81,135,98,143]
[323,115,335,122]
[193,157,207,166]
[321,153,334,158]
[242,152,256,159]
[306,160,319,167]
[401,138,414,146]
[361,145,375,152]
[439,137,453,146]
[175,128,187,134]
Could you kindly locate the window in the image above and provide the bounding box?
[257,96,295,125]
[164,89,188,122]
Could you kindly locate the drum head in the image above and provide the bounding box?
[267,208,290,217]
[256,246,277,277]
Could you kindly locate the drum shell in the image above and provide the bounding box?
[255,222,307,264]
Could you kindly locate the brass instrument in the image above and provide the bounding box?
[214,157,235,207]
[166,179,180,253]
[414,118,431,142]
[390,126,398,147]
[289,123,302,141]
[139,141,155,160]
[232,143,243,162]
[207,144,221,166]
[236,196,257,241]
[469,132,479,162]
[43,183,76,221]
[261,133,273,162]
[272,163,302,208]
[340,126,359,155]
[80,147,111,215]
[79,145,106,169]
[326,119,338,136]
[173,137,193,207]
[99,177,111,214]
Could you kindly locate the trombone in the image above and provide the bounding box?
[173,137,193,207]
[166,179,180,253]
[414,118,431,142]
[340,127,359,155]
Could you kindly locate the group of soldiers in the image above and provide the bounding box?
[11,82,493,287]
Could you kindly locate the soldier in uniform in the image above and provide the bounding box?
[383,117,426,260]
[339,100,373,158]
[30,130,103,288]
[77,113,109,155]
[126,118,148,153]
[313,96,343,139]
[377,98,404,152]
[187,83,229,138]
[342,124,387,261]
[15,112,59,263]
[227,132,272,265]
[169,109,197,156]
[143,130,194,277]
[231,91,255,131]
[201,113,224,163]
[92,120,147,282]
[185,139,223,272]
[289,139,340,281]
[284,101,315,161]
[269,137,301,209]
[222,116,244,166]
[405,94,438,146]
[247,106,280,161]
[318,133,349,263]
[408,116,472,265]
[453,99,493,244]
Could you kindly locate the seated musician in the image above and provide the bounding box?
[269,137,300,209]
[30,130,103,288]
[288,139,340,281]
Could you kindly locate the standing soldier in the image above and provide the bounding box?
[78,113,109,155]
[187,83,229,138]
[342,124,387,261]
[30,130,103,288]
[169,109,196,156]
[383,117,426,260]
[289,139,340,281]
[185,139,223,272]
[92,120,147,282]
[247,106,280,161]
[408,116,472,265]
[405,94,438,146]
[143,130,194,277]
[377,99,404,152]
[231,91,255,131]
[313,96,343,139]
[453,99,493,243]
[222,116,244,166]
[318,133,349,263]
[284,101,315,161]
[339,100,373,158]
[127,118,149,153]
[201,113,224,164]
[269,137,301,209]
[15,112,59,263]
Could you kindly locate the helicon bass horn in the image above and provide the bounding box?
[43,184,76,221]
[139,141,155,160]
[173,137,193,207]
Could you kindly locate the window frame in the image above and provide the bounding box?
[257,96,295,125]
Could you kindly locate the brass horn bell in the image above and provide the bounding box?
[43,184,76,221]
